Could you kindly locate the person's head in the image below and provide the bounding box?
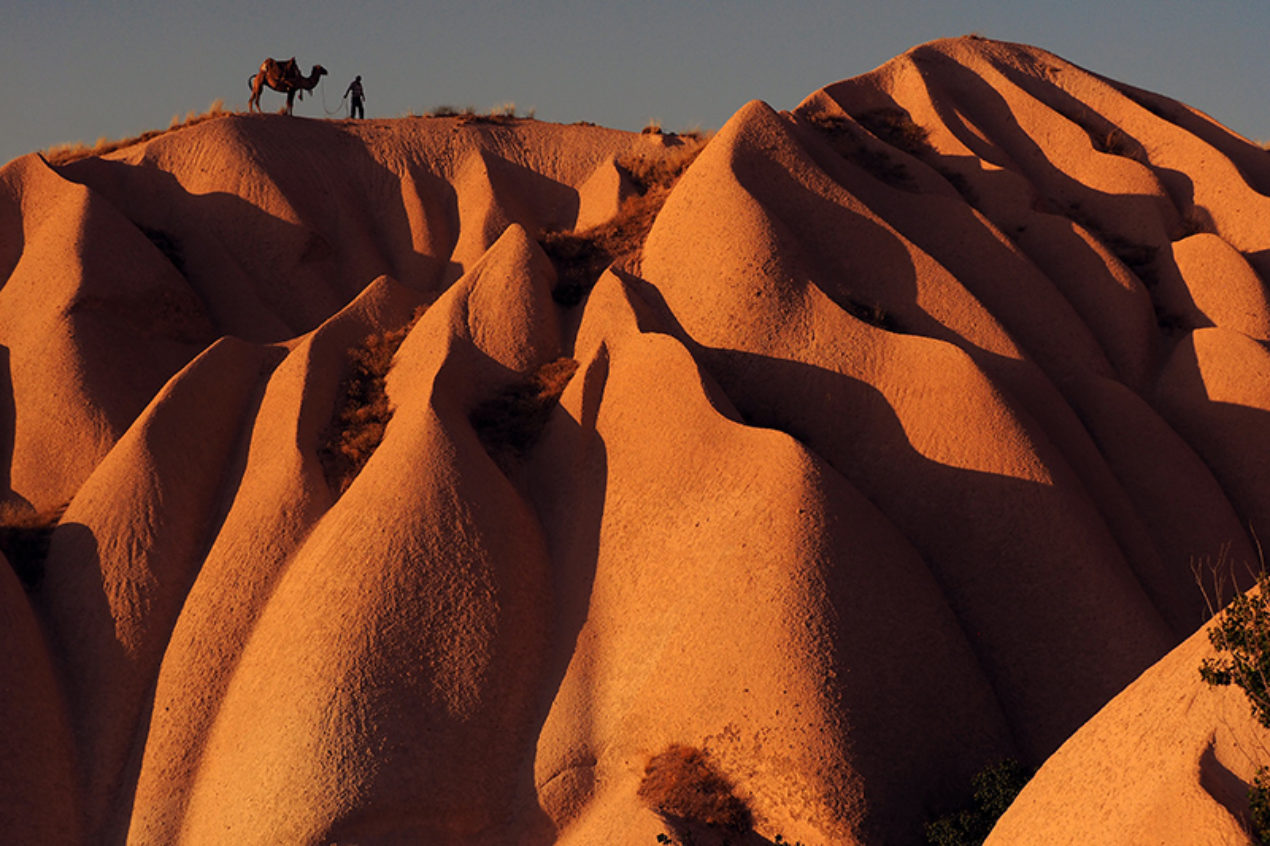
[355,75,361,82]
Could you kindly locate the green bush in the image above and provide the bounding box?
[925,759,1030,846]
[1251,767,1270,845]
[1199,572,1270,728]
[1199,569,1270,842]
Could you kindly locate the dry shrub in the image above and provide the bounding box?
[469,357,578,468]
[541,132,709,305]
[44,99,234,165]
[638,745,752,832]
[319,309,425,495]
[853,107,930,156]
[0,503,68,590]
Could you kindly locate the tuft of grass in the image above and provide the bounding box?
[540,132,710,305]
[44,99,234,165]
[318,308,426,496]
[924,759,1030,846]
[438,102,537,127]
[638,745,752,833]
[0,503,68,591]
[469,357,578,468]
[641,118,663,135]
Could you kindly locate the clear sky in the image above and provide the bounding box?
[2,0,1267,167]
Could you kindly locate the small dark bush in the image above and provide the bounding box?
[925,759,1030,846]
[638,744,752,832]
[1091,128,1144,161]
[1252,767,1270,845]
[469,357,578,468]
[1199,571,1270,727]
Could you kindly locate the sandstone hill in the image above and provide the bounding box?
[3,35,1269,845]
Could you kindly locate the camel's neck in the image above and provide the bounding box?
[301,71,322,90]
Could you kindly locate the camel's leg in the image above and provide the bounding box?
[285,89,295,115]
[248,75,262,112]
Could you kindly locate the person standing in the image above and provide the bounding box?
[345,75,366,118]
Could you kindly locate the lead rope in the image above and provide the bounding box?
[320,77,346,117]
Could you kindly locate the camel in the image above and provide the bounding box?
[247,58,328,115]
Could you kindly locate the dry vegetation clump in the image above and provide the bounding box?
[805,112,918,191]
[806,108,981,206]
[638,745,753,840]
[44,99,233,166]
[426,103,536,124]
[0,503,68,590]
[318,308,426,496]
[853,107,931,156]
[1091,127,1144,161]
[469,357,578,469]
[541,132,709,305]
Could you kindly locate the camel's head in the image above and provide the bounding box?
[314,65,328,78]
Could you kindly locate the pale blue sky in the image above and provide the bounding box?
[2,1,1267,166]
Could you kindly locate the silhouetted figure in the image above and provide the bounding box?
[345,75,366,119]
